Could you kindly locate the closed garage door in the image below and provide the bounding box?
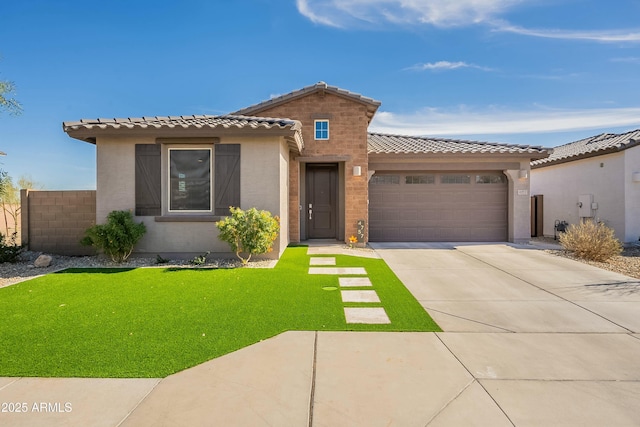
[369,172,508,242]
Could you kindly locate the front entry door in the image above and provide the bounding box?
[306,164,338,239]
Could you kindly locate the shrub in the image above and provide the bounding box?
[559,220,622,262]
[216,207,279,265]
[81,210,146,263]
[0,232,24,263]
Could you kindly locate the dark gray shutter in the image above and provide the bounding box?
[135,144,161,216]
[214,144,240,216]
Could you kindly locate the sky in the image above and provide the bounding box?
[1,0,640,190]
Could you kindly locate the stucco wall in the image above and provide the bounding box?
[95,135,289,258]
[624,146,640,243]
[530,152,628,241]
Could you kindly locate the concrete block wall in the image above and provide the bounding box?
[21,190,96,256]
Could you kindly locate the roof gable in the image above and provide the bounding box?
[232,82,381,122]
[532,129,640,168]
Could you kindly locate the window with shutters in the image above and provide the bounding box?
[135,143,240,218]
[168,148,212,212]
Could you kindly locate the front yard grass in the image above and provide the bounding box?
[0,246,439,378]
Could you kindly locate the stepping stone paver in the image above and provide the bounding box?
[310,257,336,266]
[308,267,367,275]
[339,277,372,287]
[341,290,381,303]
[344,307,390,324]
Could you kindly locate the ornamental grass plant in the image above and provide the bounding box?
[559,220,622,262]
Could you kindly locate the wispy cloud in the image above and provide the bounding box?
[370,106,640,136]
[493,23,640,43]
[610,57,640,64]
[296,0,640,43]
[296,0,521,28]
[407,61,494,72]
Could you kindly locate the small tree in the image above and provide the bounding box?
[81,210,146,263]
[559,220,622,262]
[216,207,279,265]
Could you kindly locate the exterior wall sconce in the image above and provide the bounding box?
[519,170,529,179]
[353,166,362,177]
[633,172,640,182]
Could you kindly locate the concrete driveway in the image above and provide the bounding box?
[1,243,639,426]
[373,242,640,426]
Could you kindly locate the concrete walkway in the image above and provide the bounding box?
[1,243,639,426]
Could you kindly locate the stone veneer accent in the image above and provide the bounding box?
[245,91,371,243]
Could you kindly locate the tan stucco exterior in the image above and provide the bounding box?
[95,134,292,258]
[531,147,640,243]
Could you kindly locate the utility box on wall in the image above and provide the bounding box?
[578,194,593,218]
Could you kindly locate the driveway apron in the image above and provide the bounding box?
[374,242,640,426]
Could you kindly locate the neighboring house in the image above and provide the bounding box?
[63,82,549,259]
[530,129,640,244]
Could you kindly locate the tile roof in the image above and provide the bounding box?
[63,114,304,153]
[63,114,301,133]
[531,129,640,167]
[232,82,381,121]
[368,133,550,157]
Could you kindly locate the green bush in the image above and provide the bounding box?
[0,232,24,263]
[216,207,279,265]
[559,220,622,262]
[81,210,146,263]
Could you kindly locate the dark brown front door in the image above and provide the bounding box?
[306,164,338,239]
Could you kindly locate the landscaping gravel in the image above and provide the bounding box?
[0,251,275,288]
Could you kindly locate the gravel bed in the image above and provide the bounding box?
[0,251,275,288]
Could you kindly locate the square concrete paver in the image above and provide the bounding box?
[0,378,159,427]
[312,332,476,426]
[308,267,367,275]
[341,290,380,303]
[122,331,315,427]
[310,257,336,266]
[339,277,372,287]
[344,307,390,324]
[438,332,640,380]
[482,379,640,427]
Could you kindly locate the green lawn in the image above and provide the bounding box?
[0,247,439,378]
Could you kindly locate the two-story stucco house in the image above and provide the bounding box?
[63,82,550,259]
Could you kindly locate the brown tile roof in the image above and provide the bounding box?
[63,114,302,132]
[531,129,640,168]
[63,114,304,153]
[368,132,550,157]
[232,81,381,121]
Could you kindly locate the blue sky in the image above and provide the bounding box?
[1,0,640,189]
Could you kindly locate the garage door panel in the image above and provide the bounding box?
[369,172,507,242]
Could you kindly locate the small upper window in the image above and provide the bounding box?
[314,120,329,140]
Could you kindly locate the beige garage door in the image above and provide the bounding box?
[369,172,508,242]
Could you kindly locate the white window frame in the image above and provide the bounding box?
[314,119,329,140]
[167,147,213,213]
